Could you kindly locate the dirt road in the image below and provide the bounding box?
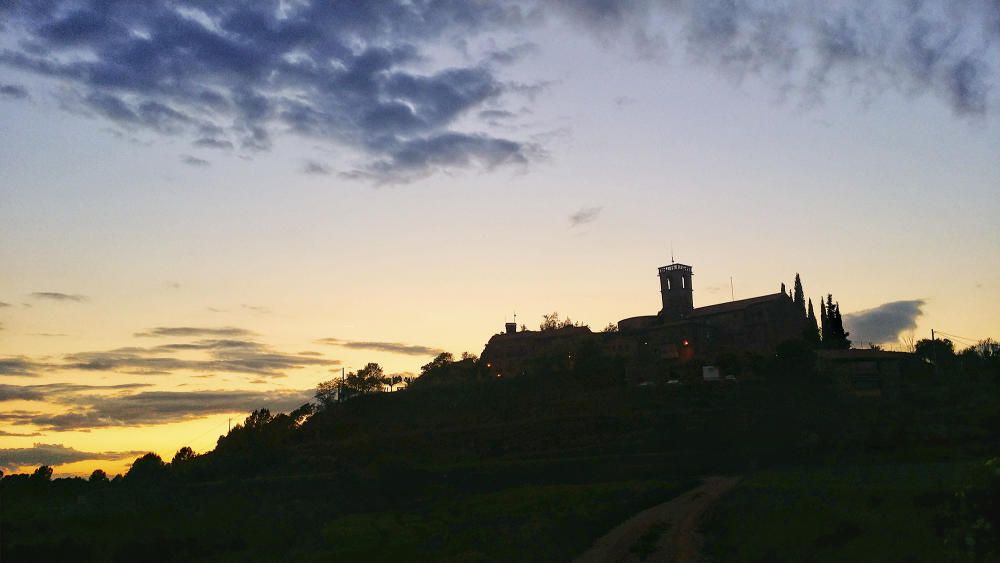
[575,476,741,563]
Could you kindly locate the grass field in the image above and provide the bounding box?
[703,461,984,562]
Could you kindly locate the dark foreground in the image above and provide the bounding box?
[2,358,998,561]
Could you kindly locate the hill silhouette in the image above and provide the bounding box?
[2,339,998,561]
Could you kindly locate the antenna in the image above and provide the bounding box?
[670,243,674,264]
[730,277,735,301]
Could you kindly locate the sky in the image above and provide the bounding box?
[2,0,999,476]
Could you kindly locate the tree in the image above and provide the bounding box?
[915,337,955,366]
[540,312,582,331]
[30,465,53,482]
[125,453,167,483]
[540,312,561,331]
[89,469,109,484]
[421,352,454,375]
[602,322,619,333]
[244,408,274,430]
[288,402,315,425]
[353,362,386,393]
[804,298,820,345]
[315,378,341,406]
[821,294,850,349]
[461,351,479,362]
[793,274,806,316]
[171,446,195,465]
[971,338,1000,360]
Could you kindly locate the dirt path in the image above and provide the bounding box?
[575,476,741,563]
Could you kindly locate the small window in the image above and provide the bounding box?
[681,276,686,289]
[666,278,672,290]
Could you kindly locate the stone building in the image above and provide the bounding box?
[481,261,811,381]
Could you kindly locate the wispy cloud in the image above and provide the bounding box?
[843,299,926,344]
[317,338,445,357]
[0,443,146,472]
[569,206,602,227]
[63,343,337,377]
[547,1,1000,117]
[302,160,331,175]
[181,155,210,167]
[0,357,50,377]
[30,292,88,303]
[0,387,315,432]
[135,326,255,338]
[0,83,29,100]
[0,301,11,307]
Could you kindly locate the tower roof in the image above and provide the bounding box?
[658,263,692,273]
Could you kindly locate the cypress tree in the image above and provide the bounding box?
[793,274,806,316]
[780,282,786,295]
[820,295,828,343]
[805,298,820,344]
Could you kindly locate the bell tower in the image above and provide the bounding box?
[658,263,693,319]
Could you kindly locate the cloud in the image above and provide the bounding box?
[193,137,233,150]
[0,357,49,377]
[241,304,271,314]
[0,301,10,307]
[63,343,337,377]
[0,443,146,472]
[0,430,42,437]
[0,382,152,402]
[0,1,539,183]
[843,299,925,344]
[181,155,210,167]
[569,206,602,227]
[317,338,445,357]
[30,292,88,303]
[302,160,331,175]
[135,326,255,338]
[546,0,1000,117]
[0,389,316,432]
[0,83,29,100]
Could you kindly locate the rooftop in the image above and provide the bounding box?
[658,263,692,272]
[689,293,788,317]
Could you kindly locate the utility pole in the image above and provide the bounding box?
[228,417,231,433]
[931,328,937,369]
[730,277,735,301]
[339,366,345,402]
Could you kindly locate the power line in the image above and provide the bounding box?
[934,330,982,344]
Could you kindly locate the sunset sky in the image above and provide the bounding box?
[2,1,999,476]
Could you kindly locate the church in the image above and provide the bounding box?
[481,262,811,381]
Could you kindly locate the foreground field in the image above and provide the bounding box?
[704,461,985,562]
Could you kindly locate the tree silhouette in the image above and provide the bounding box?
[30,465,53,482]
[793,274,806,316]
[821,295,851,349]
[171,446,196,465]
[125,453,168,484]
[915,338,955,367]
[315,378,340,407]
[89,469,109,484]
[804,298,820,345]
[422,352,454,374]
[540,312,582,331]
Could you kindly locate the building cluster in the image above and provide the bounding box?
[480,262,909,392]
